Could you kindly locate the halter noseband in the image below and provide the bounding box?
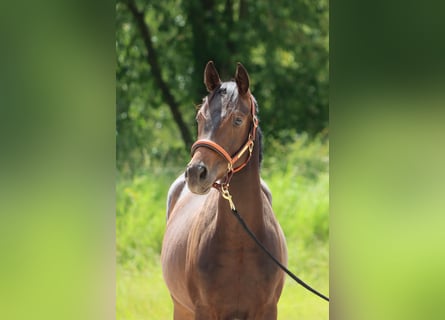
[190,95,259,190]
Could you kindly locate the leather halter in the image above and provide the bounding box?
[190,95,259,190]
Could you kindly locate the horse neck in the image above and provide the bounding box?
[216,137,264,235]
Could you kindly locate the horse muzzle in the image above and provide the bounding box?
[185,162,213,194]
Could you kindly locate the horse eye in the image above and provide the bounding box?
[233,117,243,127]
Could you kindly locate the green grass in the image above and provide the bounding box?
[117,134,329,319]
[117,264,172,319]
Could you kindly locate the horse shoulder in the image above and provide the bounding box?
[166,173,186,221]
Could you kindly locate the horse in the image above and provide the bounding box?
[161,61,288,320]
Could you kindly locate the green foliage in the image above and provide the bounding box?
[116,170,177,269]
[263,133,329,244]
[116,0,329,173]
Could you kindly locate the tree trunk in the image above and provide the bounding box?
[126,0,193,150]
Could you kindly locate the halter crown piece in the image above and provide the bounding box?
[190,95,258,192]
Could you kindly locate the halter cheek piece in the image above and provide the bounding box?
[190,95,259,191]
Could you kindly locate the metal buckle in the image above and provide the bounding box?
[221,185,235,210]
[248,140,254,154]
[252,115,259,127]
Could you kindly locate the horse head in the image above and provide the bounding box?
[185,61,256,194]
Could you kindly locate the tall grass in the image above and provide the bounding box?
[262,134,329,245]
[117,134,329,319]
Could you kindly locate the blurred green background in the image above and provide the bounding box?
[116,0,329,318]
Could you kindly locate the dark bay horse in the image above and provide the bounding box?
[161,61,287,320]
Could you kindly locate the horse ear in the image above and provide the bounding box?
[235,62,250,95]
[204,61,221,92]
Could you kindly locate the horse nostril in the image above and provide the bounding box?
[198,165,207,180]
[186,164,208,182]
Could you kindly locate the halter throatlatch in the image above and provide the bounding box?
[190,95,258,191]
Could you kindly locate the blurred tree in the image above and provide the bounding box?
[116,0,328,172]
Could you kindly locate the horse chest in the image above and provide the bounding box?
[193,230,279,292]
[185,240,281,319]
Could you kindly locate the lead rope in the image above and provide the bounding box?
[221,186,330,302]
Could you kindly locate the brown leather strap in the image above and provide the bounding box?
[190,95,258,186]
